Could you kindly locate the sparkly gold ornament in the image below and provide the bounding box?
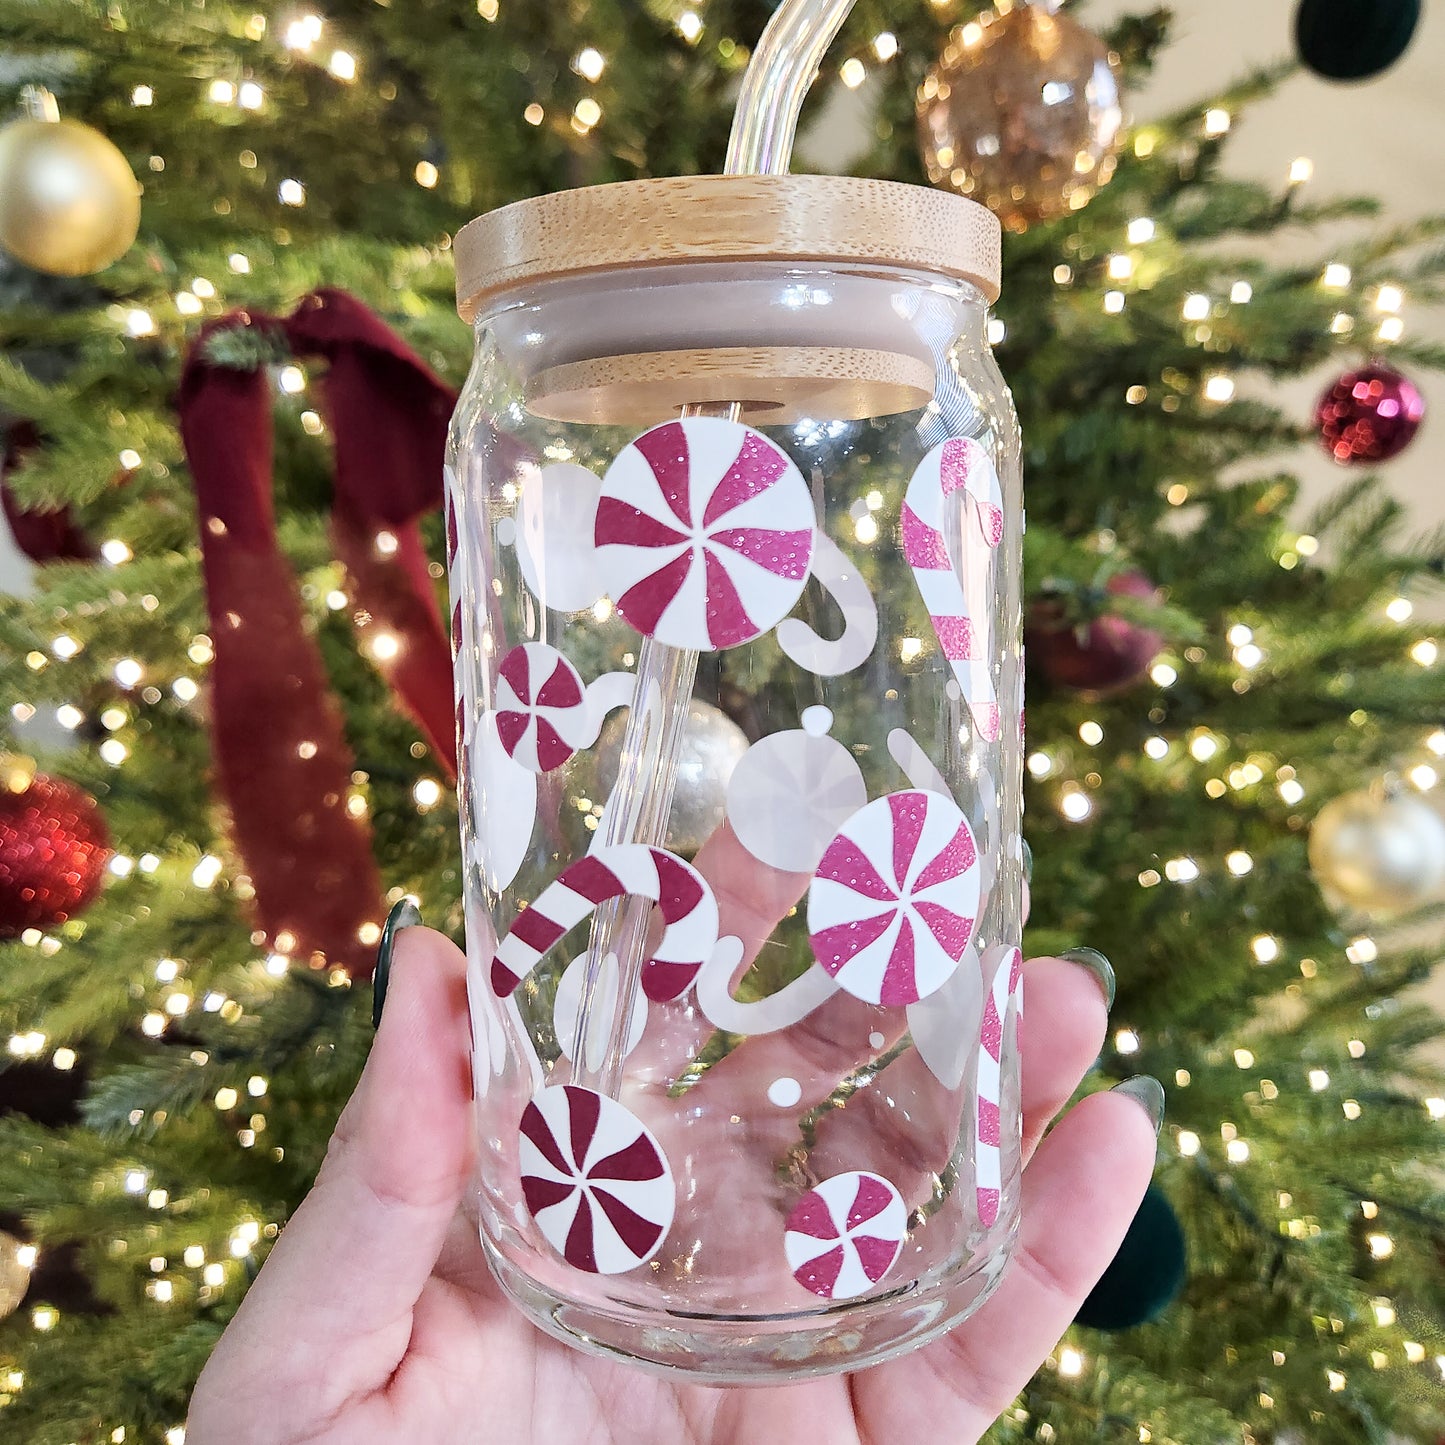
[595,700,750,854]
[1309,785,1445,915]
[0,102,141,277]
[0,1232,32,1319]
[917,1,1124,233]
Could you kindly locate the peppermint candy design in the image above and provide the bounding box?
[784,1170,907,1299]
[903,437,1005,743]
[494,642,591,773]
[519,1085,674,1275]
[808,790,980,1007]
[975,945,1023,1229]
[594,417,815,651]
[490,843,719,1003]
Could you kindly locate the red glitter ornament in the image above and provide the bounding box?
[1314,362,1424,465]
[0,774,111,937]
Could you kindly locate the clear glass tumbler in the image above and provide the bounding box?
[446,174,1023,1381]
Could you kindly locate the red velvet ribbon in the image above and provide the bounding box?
[2,422,96,564]
[177,291,457,975]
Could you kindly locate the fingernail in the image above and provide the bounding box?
[1111,1075,1165,1135]
[373,898,422,1029]
[1061,945,1115,1010]
[1020,837,1033,884]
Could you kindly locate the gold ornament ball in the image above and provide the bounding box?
[0,117,141,277]
[917,4,1124,233]
[595,700,750,854]
[1309,787,1445,914]
[0,1232,32,1319]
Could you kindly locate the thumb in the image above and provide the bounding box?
[194,925,474,1416]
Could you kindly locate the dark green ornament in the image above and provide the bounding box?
[1294,0,1421,81]
[1075,1184,1187,1331]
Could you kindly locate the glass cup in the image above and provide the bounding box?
[446,174,1023,1382]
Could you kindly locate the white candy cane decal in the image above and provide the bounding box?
[490,844,719,1004]
[903,438,1005,743]
[974,945,1023,1229]
[776,530,879,677]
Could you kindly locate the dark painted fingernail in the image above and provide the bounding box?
[1020,837,1033,884]
[1061,945,1115,1009]
[1111,1075,1165,1135]
[373,898,422,1029]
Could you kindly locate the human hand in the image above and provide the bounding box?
[188,903,1158,1444]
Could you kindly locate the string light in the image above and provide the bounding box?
[872,32,898,61]
[414,161,439,188]
[1127,217,1154,244]
[1103,291,1125,314]
[1288,156,1313,184]
[1058,1347,1085,1377]
[1164,857,1199,882]
[1321,262,1351,290]
[132,85,154,106]
[1409,639,1436,666]
[1143,736,1168,760]
[1251,935,1279,964]
[209,80,236,105]
[278,179,306,206]
[572,97,602,132]
[1226,1139,1250,1163]
[1027,751,1053,777]
[238,81,263,110]
[1408,764,1436,791]
[1177,1129,1201,1156]
[1225,850,1253,875]
[1367,1233,1393,1259]
[1115,1029,1140,1054]
[854,513,879,544]
[676,11,702,42]
[328,50,356,81]
[1181,293,1210,321]
[1330,311,1353,334]
[1230,281,1253,304]
[1377,316,1404,343]
[1203,374,1235,404]
[1107,253,1134,281]
[572,47,605,81]
[1203,107,1230,136]
[840,57,867,88]
[1078,720,1103,746]
[1059,787,1092,822]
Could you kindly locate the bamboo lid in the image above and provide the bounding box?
[454,173,1001,321]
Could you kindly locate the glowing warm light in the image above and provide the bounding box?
[1409,639,1437,666]
[1203,108,1230,136]
[1377,316,1404,342]
[1231,281,1253,304]
[573,97,602,129]
[1347,936,1378,965]
[31,1306,57,1331]
[1278,779,1305,805]
[209,80,236,104]
[1143,736,1169,760]
[1027,751,1053,777]
[1252,934,1279,964]
[1226,1139,1250,1163]
[854,513,879,544]
[328,50,356,80]
[899,637,924,663]
[872,32,899,61]
[132,85,154,106]
[1103,291,1125,314]
[1177,1130,1200,1156]
[1078,720,1104,746]
[1367,1233,1393,1259]
[1203,375,1235,404]
[414,161,439,188]
[173,677,199,702]
[1322,262,1351,290]
[1164,857,1199,882]
[1107,253,1134,281]
[840,57,867,88]
[1151,662,1178,687]
[215,1087,238,1110]
[1288,156,1313,184]
[1058,1347,1085,1377]
[1226,850,1254,876]
[53,1047,76,1071]
[987,318,1006,346]
[191,855,223,889]
[1189,734,1218,761]
[1127,217,1155,244]
[126,309,156,338]
[1408,764,1437,791]
[278,365,305,394]
[278,178,306,206]
[1375,284,1403,313]
[1115,1029,1140,1054]
[229,253,251,274]
[676,10,702,42]
[1181,293,1210,321]
[238,81,263,110]
[1385,596,1413,623]
[413,778,443,809]
[573,46,605,81]
[369,631,401,661]
[141,1013,166,1037]
[1059,788,1093,822]
[203,1263,225,1286]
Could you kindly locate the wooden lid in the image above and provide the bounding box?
[454,173,1001,321]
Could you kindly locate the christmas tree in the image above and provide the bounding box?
[0,1,1443,1441]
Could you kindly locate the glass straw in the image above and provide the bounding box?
[571,0,859,1096]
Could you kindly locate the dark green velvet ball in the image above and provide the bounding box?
[1075,1185,1187,1331]
[1295,0,1421,81]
